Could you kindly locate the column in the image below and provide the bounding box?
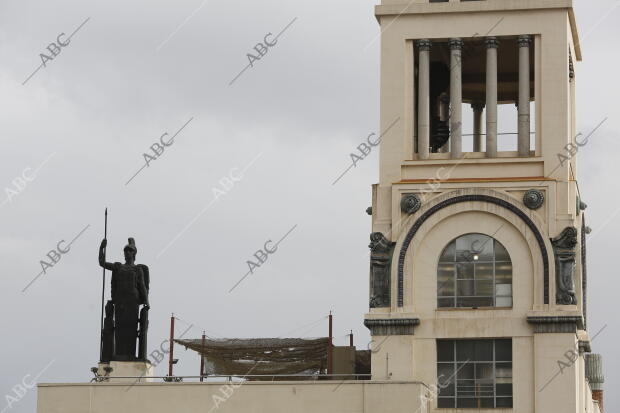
[449,38,463,158]
[485,36,499,157]
[472,102,484,152]
[417,39,431,159]
[518,35,532,157]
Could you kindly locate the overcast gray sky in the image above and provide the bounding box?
[0,0,618,412]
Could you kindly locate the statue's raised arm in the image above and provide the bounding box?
[98,239,115,271]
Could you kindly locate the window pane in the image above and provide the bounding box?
[458,296,493,308]
[495,262,513,284]
[440,242,456,262]
[438,264,455,296]
[456,263,474,279]
[475,340,493,361]
[457,363,474,380]
[496,383,513,397]
[438,398,455,408]
[495,296,513,307]
[437,341,454,362]
[456,234,476,259]
[456,234,493,261]
[494,240,510,261]
[495,340,512,361]
[457,380,475,397]
[456,341,475,361]
[438,297,455,308]
[496,397,513,407]
[495,283,512,296]
[476,362,494,379]
[474,262,493,279]
[457,280,475,296]
[479,398,495,408]
[438,364,456,396]
[456,397,476,408]
[475,280,493,296]
[496,362,512,378]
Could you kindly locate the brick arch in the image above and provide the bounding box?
[397,194,549,307]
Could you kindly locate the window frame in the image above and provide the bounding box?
[436,339,513,409]
[437,233,513,309]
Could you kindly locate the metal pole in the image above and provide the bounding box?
[99,208,107,362]
[168,314,175,377]
[200,332,206,382]
[327,312,333,375]
[349,330,354,347]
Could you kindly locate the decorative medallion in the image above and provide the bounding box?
[576,197,587,214]
[400,194,422,215]
[523,189,544,210]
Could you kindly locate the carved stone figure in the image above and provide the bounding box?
[551,227,578,305]
[99,238,150,361]
[369,233,396,308]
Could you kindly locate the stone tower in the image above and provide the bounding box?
[364,0,604,411]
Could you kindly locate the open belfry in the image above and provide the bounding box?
[365,0,603,411]
[36,1,604,413]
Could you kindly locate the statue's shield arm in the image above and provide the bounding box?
[137,264,150,305]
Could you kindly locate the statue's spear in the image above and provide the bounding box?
[99,208,108,362]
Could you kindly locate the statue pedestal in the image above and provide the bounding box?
[97,361,154,383]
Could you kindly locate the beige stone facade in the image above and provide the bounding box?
[37,1,603,412]
[366,0,602,412]
[38,381,429,413]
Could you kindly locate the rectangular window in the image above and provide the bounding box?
[437,339,513,408]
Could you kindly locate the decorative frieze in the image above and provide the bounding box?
[527,315,584,333]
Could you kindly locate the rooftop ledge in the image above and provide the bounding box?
[38,380,427,388]
[403,153,543,165]
[376,0,573,16]
[374,0,581,60]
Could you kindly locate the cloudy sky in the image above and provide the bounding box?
[0,0,618,412]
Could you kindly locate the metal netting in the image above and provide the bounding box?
[175,337,329,378]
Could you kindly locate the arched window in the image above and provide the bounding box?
[438,233,512,308]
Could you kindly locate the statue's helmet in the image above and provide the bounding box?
[124,238,137,254]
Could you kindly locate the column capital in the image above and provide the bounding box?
[471,102,485,111]
[518,34,532,47]
[416,39,432,51]
[449,38,464,50]
[485,36,500,49]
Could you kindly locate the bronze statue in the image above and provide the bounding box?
[99,238,150,361]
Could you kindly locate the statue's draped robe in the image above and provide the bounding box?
[111,263,148,359]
